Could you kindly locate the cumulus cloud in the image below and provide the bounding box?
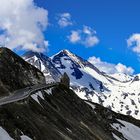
[68,26,99,47]
[88,56,134,75]
[127,33,140,54]
[68,31,81,43]
[57,13,73,28]
[0,0,48,52]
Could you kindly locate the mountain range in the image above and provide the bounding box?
[23,49,140,120]
[0,47,139,140]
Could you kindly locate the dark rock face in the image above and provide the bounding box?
[0,47,45,96]
[132,75,139,82]
[60,72,70,88]
[0,84,140,140]
[71,63,83,79]
[0,84,111,140]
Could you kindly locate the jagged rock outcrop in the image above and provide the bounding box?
[60,72,70,88]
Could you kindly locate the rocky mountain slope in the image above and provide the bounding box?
[24,49,140,120]
[1,83,140,140]
[0,48,45,97]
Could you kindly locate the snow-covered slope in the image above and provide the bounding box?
[22,51,61,83]
[51,50,140,119]
[51,50,110,91]
[110,73,133,82]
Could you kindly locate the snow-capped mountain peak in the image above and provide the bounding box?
[51,50,113,95]
[52,49,86,68]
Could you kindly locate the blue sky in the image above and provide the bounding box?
[0,0,140,74]
[33,0,140,74]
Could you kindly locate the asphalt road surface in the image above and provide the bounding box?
[0,83,58,106]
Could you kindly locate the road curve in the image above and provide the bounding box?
[0,83,58,106]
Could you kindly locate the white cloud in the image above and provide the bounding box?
[88,56,134,75]
[0,0,48,52]
[68,26,99,47]
[127,33,140,54]
[57,13,73,28]
[115,63,134,74]
[83,36,99,47]
[68,31,81,43]
[83,26,96,35]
